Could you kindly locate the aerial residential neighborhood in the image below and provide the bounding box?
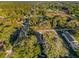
[0,1,79,58]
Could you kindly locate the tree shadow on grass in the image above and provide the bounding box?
[9,28,21,46]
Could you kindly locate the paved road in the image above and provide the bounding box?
[37,29,76,33]
[62,31,79,52]
[5,18,29,58]
[63,32,74,42]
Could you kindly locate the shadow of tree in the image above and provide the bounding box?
[9,28,21,46]
[34,32,47,58]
